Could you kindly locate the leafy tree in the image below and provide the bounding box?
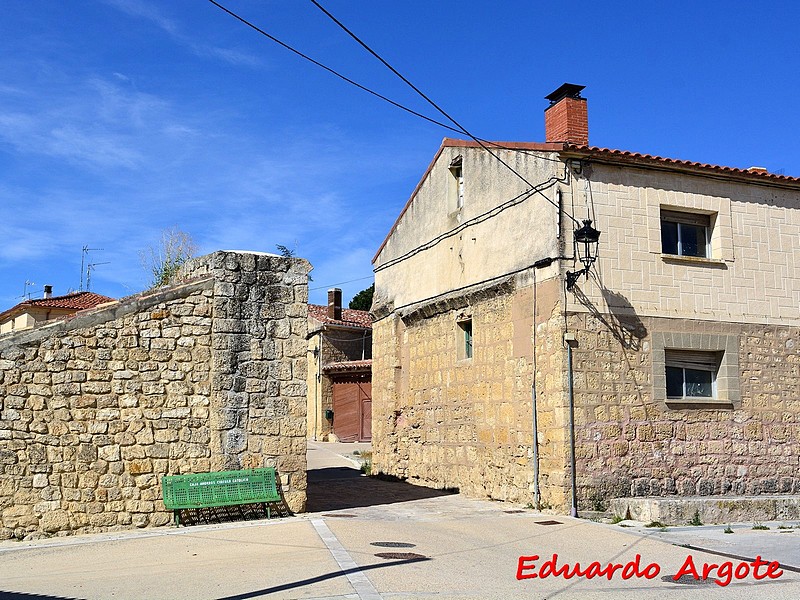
[349,284,374,311]
[140,227,198,288]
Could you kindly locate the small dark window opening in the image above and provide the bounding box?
[449,155,464,210]
[458,319,473,360]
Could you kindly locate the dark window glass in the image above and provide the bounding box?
[661,221,679,255]
[464,321,473,359]
[679,224,707,258]
[666,366,684,398]
[458,319,473,360]
[684,368,713,397]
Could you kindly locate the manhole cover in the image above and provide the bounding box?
[504,510,526,514]
[322,513,357,518]
[662,574,714,585]
[534,520,563,525]
[371,541,417,548]
[374,552,427,560]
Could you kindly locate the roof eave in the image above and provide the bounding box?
[560,146,800,189]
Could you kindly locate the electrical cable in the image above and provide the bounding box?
[309,275,373,291]
[374,166,568,273]
[207,1,566,165]
[371,261,557,324]
[308,0,578,222]
[207,0,468,135]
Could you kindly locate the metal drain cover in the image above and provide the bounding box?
[374,552,427,561]
[371,541,417,548]
[534,520,563,525]
[322,513,357,518]
[663,574,714,585]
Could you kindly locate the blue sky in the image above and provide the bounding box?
[1,1,798,308]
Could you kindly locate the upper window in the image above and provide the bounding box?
[449,155,464,210]
[665,349,720,400]
[660,210,710,258]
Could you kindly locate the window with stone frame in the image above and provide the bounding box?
[665,349,721,400]
[660,209,712,258]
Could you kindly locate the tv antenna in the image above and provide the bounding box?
[17,280,36,300]
[86,262,110,292]
[80,245,103,291]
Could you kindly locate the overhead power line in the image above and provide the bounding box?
[207,0,463,135]
[309,275,373,291]
[307,0,577,222]
[207,0,577,222]
[205,2,567,164]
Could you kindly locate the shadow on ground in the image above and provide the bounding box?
[306,466,453,512]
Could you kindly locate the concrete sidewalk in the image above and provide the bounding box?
[0,443,798,599]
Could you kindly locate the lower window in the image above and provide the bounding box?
[665,349,720,400]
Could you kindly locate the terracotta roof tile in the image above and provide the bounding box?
[308,304,372,329]
[322,359,372,374]
[22,292,115,311]
[0,292,115,323]
[561,144,800,184]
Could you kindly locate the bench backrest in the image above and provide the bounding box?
[162,468,279,509]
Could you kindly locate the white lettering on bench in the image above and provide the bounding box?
[187,477,253,487]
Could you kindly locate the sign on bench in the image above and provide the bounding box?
[162,467,284,526]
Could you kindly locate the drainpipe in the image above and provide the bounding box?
[565,331,578,518]
[316,333,323,441]
[531,384,541,510]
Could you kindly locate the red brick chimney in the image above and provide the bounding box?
[544,83,588,146]
[327,288,342,321]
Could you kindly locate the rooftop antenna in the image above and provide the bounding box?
[18,280,36,300]
[80,245,103,291]
[86,262,110,292]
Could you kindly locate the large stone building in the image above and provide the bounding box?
[371,84,800,513]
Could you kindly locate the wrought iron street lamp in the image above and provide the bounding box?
[565,219,601,290]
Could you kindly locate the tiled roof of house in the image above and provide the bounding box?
[22,292,114,310]
[322,359,372,374]
[0,292,115,323]
[560,144,800,184]
[308,304,372,329]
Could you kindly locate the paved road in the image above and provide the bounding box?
[0,442,798,599]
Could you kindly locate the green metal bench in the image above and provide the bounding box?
[161,468,284,526]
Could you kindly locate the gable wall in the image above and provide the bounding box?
[374,146,564,311]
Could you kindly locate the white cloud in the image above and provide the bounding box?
[102,0,261,68]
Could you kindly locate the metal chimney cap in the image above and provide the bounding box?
[545,83,586,105]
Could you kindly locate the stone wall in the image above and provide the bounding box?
[570,311,800,511]
[372,269,800,514]
[0,251,310,539]
[371,275,570,509]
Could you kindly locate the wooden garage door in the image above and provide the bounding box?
[332,380,372,442]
